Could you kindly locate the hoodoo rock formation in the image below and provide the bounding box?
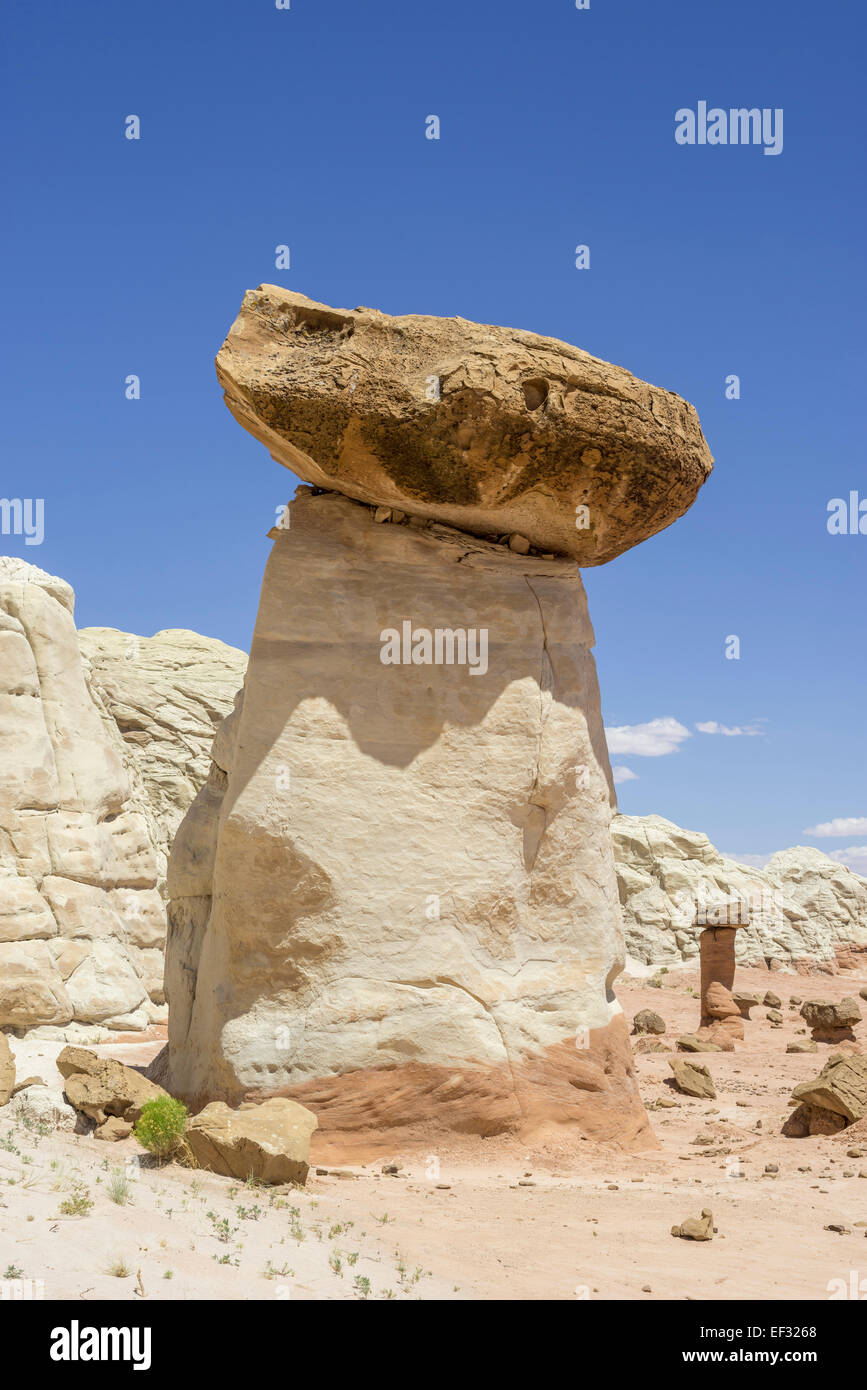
[163,289,714,1147]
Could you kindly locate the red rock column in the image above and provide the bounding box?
[698,904,749,1041]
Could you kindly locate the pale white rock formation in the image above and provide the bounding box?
[0,557,154,1030]
[613,814,867,973]
[164,491,651,1146]
[0,558,246,1034]
[764,847,867,970]
[77,627,248,891]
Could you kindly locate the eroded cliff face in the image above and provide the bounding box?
[165,492,650,1146]
[0,558,246,1035]
[0,558,161,1032]
[78,626,248,893]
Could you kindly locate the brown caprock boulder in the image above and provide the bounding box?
[216,287,712,565]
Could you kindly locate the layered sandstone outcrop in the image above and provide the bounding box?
[78,626,247,890]
[612,814,867,973]
[163,289,715,1146]
[0,558,246,1034]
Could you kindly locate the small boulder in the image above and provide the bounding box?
[677,1035,722,1053]
[634,1037,670,1054]
[800,998,862,1041]
[671,1208,714,1241]
[766,1009,784,1026]
[632,1009,666,1036]
[95,1116,134,1142]
[783,1104,848,1138]
[790,1054,867,1126]
[186,1098,318,1185]
[763,991,782,1010]
[787,1040,818,1054]
[57,1045,167,1136]
[733,991,761,1019]
[669,1058,716,1100]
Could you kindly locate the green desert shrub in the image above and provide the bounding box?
[133,1096,188,1159]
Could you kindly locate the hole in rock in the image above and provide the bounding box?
[521,378,549,411]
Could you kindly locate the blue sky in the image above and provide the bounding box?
[2,0,864,866]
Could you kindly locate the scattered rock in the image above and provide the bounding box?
[677,1036,722,1053]
[784,1054,867,1137]
[787,1040,818,1053]
[800,997,862,1041]
[57,1044,167,1138]
[671,1208,714,1241]
[508,534,531,555]
[763,991,782,1010]
[669,1058,716,1100]
[632,1009,666,1036]
[95,1116,133,1142]
[185,1098,318,1184]
[634,1037,670,1054]
[766,1008,783,1025]
[733,991,761,1019]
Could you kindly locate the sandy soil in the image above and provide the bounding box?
[2,961,866,1301]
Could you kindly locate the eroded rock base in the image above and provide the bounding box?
[164,492,646,1145]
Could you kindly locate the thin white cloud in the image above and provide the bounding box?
[828,846,867,875]
[803,816,867,838]
[605,717,691,758]
[612,766,638,785]
[720,851,774,869]
[695,721,764,737]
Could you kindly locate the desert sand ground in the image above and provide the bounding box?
[2,961,865,1302]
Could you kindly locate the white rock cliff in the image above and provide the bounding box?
[0,557,245,1034]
